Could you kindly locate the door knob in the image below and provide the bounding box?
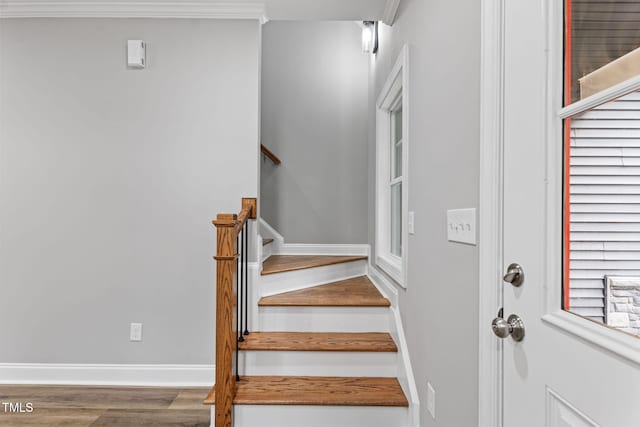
[491,314,525,341]
[503,263,524,287]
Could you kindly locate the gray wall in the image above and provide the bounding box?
[261,21,368,244]
[0,18,260,364]
[368,0,480,425]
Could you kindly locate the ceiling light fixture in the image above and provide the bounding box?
[362,21,379,54]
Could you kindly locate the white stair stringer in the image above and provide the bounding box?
[368,269,421,427]
[260,259,367,297]
[212,405,408,427]
[258,306,390,333]
[261,240,273,263]
[258,218,369,257]
[239,350,397,377]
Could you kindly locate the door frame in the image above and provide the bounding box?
[477,0,506,425]
[478,1,640,426]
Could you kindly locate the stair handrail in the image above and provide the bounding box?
[211,197,257,427]
[260,144,281,165]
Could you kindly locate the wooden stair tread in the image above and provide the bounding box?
[261,255,367,276]
[262,238,274,246]
[259,276,390,307]
[238,332,397,352]
[204,376,408,407]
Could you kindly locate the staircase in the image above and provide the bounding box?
[205,231,410,427]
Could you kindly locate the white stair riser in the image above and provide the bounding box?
[211,405,408,427]
[260,260,367,296]
[239,351,397,377]
[258,306,390,332]
[261,243,273,263]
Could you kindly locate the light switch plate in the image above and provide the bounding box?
[447,208,477,245]
[408,211,415,234]
[127,40,146,69]
[130,323,143,341]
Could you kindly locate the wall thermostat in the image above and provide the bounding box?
[127,40,146,69]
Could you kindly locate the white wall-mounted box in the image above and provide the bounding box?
[127,40,146,68]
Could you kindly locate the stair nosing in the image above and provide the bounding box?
[238,332,398,352]
[204,376,409,407]
[258,300,390,307]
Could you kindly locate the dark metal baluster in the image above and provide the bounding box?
[244,221,250,336]
[235,234,240,381]
[238,225,245,343]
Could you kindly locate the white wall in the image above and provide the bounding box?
[0,18,260,364]
[368,0,481,425]
[261,21,369,244]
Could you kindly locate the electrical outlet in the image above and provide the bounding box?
[130,323,143,342]
[408,211,415,234]
[427,381,436,419]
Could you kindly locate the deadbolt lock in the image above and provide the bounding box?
[503,263,524,287]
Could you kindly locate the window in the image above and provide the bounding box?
[376,45,409,286]
[562,0,640,339]
[390,104,403,257]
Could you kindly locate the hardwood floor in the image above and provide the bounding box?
[0,385,210,426]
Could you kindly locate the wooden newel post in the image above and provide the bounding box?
[212,213,238,427]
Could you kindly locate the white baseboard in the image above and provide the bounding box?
[259,218,369,256]
[277,243,369,256]
[367,265,399,307]
[367,270,420,427]
[0,363,215,387]
[258,218,284,243]
[388,307,421,427]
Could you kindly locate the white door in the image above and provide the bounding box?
[500,0,640,425]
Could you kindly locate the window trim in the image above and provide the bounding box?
[544,3,640,365]
[375,44,409,288]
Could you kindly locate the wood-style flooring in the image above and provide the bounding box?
[0,385,209,426]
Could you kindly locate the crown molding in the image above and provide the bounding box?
[0,1,268,22]
[381,0,400,25]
